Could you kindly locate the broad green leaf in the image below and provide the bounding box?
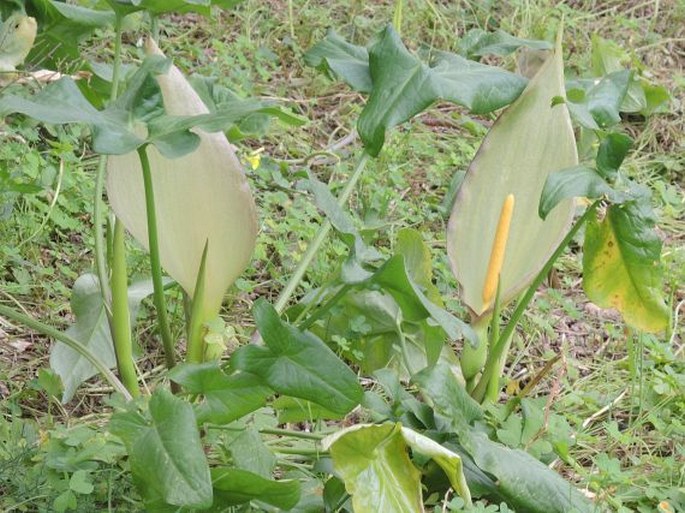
[583,200,669,332]
[596,132,632,178]
[107,39,258,325]
[566,70,631,129]
[227,427,275,479]
[323,423,423,513]
[371,254,476,344]
[414,361,483,428]
[211,467,301,509]
[458,28,552,59]
[460,430,592,513]
[69,470,94,495]
[399,427,471,505]
[50,274,156,403]
[0,78,144,154]
[359,25,527,156]
[189,74,306,141]
[304,29,372,93]
[231,300,363,415]
[109,390,213,509]
[168,362,271,425]
[641,82,671,115]
[448,31,577,316]
[590,35,647,114]
[539,166,615,219]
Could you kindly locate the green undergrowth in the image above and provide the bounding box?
[1,0,683,511]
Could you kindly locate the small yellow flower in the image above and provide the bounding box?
[244,150,262,170]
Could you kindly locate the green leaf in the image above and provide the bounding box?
[399,427,471,505]
[413,361,483,428]
[566,70,631,129]
[590,35,647,114]
[359,25,527,156]
[323,423,423,513]
[50,274,156,403]
[371,255,476,344]
[448,31,577,315]
[458,28,552,59]
[69,470,94,495]
[460,430,592,513]
[395,228,443,305]
[231,300,363,415]
[53,490,77,513]
[583,199,669,332]
[228,427,275,478]
[189,74,306,140]
[641,82,671,115]
[0,78,144,154]
[109,390,213,509]
[211,467,301,509]
[539,166,615,219]
[168,362,271,425]
[304,29,372,93]
[596,132,632,178]
[303,174,382,268]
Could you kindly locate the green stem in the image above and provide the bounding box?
[461,314,490,392]
[271,447,326,457]
[274,150,371,314]
[298,283,352,331]
[0,304,131,400]
[472,201,600,402]
[205,425,325,441]
[138,145,176,369]
[110,220,140,397]
[93,15,123,331]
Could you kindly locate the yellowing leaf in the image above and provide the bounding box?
[583,202,669,332]
[106,39,257,318]
[447,32,577,316]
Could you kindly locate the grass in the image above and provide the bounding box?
[1,0,684,511]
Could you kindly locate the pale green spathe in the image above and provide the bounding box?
[447,33,577,316]
[106,39,257,317]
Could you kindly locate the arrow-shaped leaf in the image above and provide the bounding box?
[231,300,363,415]
[359,25,527,156]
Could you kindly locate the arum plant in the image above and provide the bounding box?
[0,1,301,399]
[448,28,670,403]
[107,38,258,365]
[279,23,534,321]
[447,30,577,400]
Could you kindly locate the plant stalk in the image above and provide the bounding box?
[273,150,371,314]
[110,219,140,397]
[472,201,600,402]
[93,15,125,313]
[0,304,131,400]
[138,145,176,369]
